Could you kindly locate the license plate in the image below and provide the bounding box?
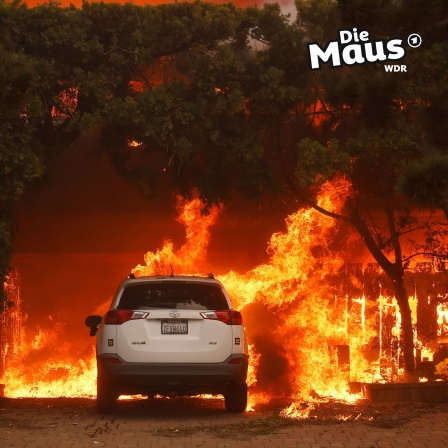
[161,320,188,334]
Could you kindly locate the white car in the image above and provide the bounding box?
[86,274,249,413]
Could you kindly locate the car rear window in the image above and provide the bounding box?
[117,282,229,310]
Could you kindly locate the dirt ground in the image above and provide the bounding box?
[1,395,448,437]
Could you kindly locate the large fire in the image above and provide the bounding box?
[1,181,448,414]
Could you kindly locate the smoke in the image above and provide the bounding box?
[243,300,293,396]
[11,132,292,371]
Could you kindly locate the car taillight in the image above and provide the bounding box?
[104,310,149,325]
[200,310,243,325]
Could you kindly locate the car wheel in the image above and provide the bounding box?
[97,373,117,413]
[224,383,247,413]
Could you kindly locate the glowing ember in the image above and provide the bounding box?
[280,401,315,419]
[51,85,78,120]
[127,139,143,148]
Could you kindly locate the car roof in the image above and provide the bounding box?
[120,274,223,287]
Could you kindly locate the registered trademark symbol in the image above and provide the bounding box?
[408,33,422,48]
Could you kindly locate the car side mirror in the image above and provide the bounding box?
[85,315,102,337]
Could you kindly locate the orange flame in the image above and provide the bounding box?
[2,180,447,411]
[133,193,222,277]
[2,323,97,398]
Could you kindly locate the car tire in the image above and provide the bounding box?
[224,383,248,413]
[97,373,117,413]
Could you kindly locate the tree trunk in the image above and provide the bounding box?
[347,202,416,379]
[393,278,417,381]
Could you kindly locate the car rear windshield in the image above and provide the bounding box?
[117,282,229,310]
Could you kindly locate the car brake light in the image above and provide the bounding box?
[104,309,149,325]
[200,310,243,325]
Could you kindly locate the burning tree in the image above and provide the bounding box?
[96,0,448,379]
[1,0,447,384]
[256,0,448,379]
[97,0,448,379]
[0,270,21,378]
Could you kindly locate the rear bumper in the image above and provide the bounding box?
[97,353,248,396]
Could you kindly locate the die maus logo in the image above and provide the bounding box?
[308,28,422,71]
